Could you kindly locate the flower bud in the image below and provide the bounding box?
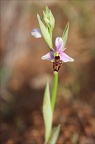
[43,6,55,31]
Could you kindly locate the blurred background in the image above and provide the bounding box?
[0,0,95,144]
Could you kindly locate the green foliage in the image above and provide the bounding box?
[62,22,69,49]
[37,14,53,49]
[47,125,60,144]
[43,74,60,144]
[43,80,52,143]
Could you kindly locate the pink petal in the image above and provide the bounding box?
[41,52,54,61]
[31,28,42,38]
[55,37,64,52]
[60,52,74,62]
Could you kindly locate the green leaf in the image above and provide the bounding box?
[62,22,69,49]
[43,80,53,143]
[47,125,60,144]
[37,14,53,49]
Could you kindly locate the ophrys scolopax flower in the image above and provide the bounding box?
[41,37,74,71]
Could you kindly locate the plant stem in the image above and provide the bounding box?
[51,71,58,112]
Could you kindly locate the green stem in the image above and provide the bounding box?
[51,71,58,112]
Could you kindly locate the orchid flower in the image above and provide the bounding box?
[41,37,74,63]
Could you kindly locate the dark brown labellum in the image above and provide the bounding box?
[53,56,63,72]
